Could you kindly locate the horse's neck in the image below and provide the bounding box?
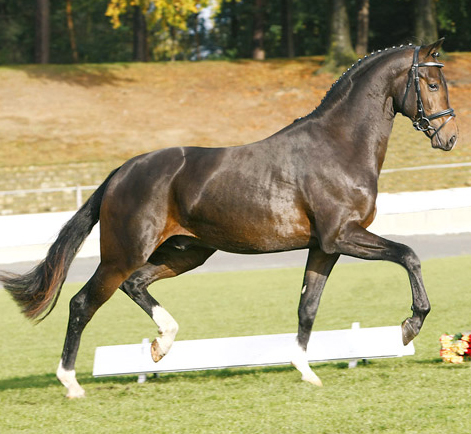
[315,65,402,174]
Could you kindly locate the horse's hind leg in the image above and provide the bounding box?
[120,246,216,362]
[56,264,131,398]
[291,248,339,386]
[121,266,179,363]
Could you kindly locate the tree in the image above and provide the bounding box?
[35,0,50,63]
[66,0,79,62]
[106,0,214,61]
[106,0,212,31]
[133,5,147,61]
[252,0,265,60]
[414,0,438,44]
[436,0,471,52]
[281,0,294,58]
[323,0,357,71]
[355,0,369,56]
[3,0,471,65]
[211,0,255,59]
[229,0,240,54]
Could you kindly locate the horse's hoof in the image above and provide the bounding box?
[66,385,86,399]
[151,338,165,362]
[301,373,323,387]
[401,318,417,346]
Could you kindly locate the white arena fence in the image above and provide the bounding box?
[380,161,471,174]
[0,185,97,212]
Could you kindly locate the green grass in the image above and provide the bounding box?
[1,256,471,433]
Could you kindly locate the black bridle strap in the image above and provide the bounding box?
[401,46,455,136]
[427,108,455,121]
[428,111,455,139]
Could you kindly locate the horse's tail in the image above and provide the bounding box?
[0,167,120,322]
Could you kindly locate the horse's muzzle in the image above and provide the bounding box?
[431,118,458,151]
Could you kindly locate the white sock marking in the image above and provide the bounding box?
[57,359,85,398]
[151,305,179,356]
[291,341,323,386]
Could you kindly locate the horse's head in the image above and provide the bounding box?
[399,39,458,151]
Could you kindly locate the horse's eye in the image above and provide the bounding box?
[428,83,439,92]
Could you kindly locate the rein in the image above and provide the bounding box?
[401,46,455,140]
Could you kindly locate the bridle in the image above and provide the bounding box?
[401,45,455,140]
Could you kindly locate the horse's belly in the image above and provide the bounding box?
[187,201,313,254]
[195,223,311,254]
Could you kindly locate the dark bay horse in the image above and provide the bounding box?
[1,39,457,398]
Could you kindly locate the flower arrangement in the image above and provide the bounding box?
[439,333,471,364]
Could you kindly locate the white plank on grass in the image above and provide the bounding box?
[93,325,414,378]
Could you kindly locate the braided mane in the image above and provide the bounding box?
[295,43,414,122]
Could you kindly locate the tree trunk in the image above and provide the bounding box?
[35,0,50,64]
[253,0,265,60]
[355,0,369,56]
[133,6,147,61]
[324,0,357,70]
[66,0,79,63]
[414,0,438,44]
[194,13,201,61]
[230,0,239,52]
[170,26,177,61]
[281,0,294,58]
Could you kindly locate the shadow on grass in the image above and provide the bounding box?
[1,359,448,392]
[412,357,471,368]
[0,373,59,391]
[89,360,368,385]
[413,358,443,365]
[0,372,142,392]
[0,363,320,392]
[3,64,135,87]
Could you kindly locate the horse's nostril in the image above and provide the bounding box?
[450,135,457,146]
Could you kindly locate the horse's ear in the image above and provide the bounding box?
[424,37,445,58]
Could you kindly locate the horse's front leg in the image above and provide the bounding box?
[291,249,339,386]
[331,223,431,345]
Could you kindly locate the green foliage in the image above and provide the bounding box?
[50,0,134,63]
[105,0,213,30]
[0,0,35,64]
[212,0,331,59]
[437,0,471,52]
[367,0,413,48]
[1,0,471,64]
[1,256,471,432]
